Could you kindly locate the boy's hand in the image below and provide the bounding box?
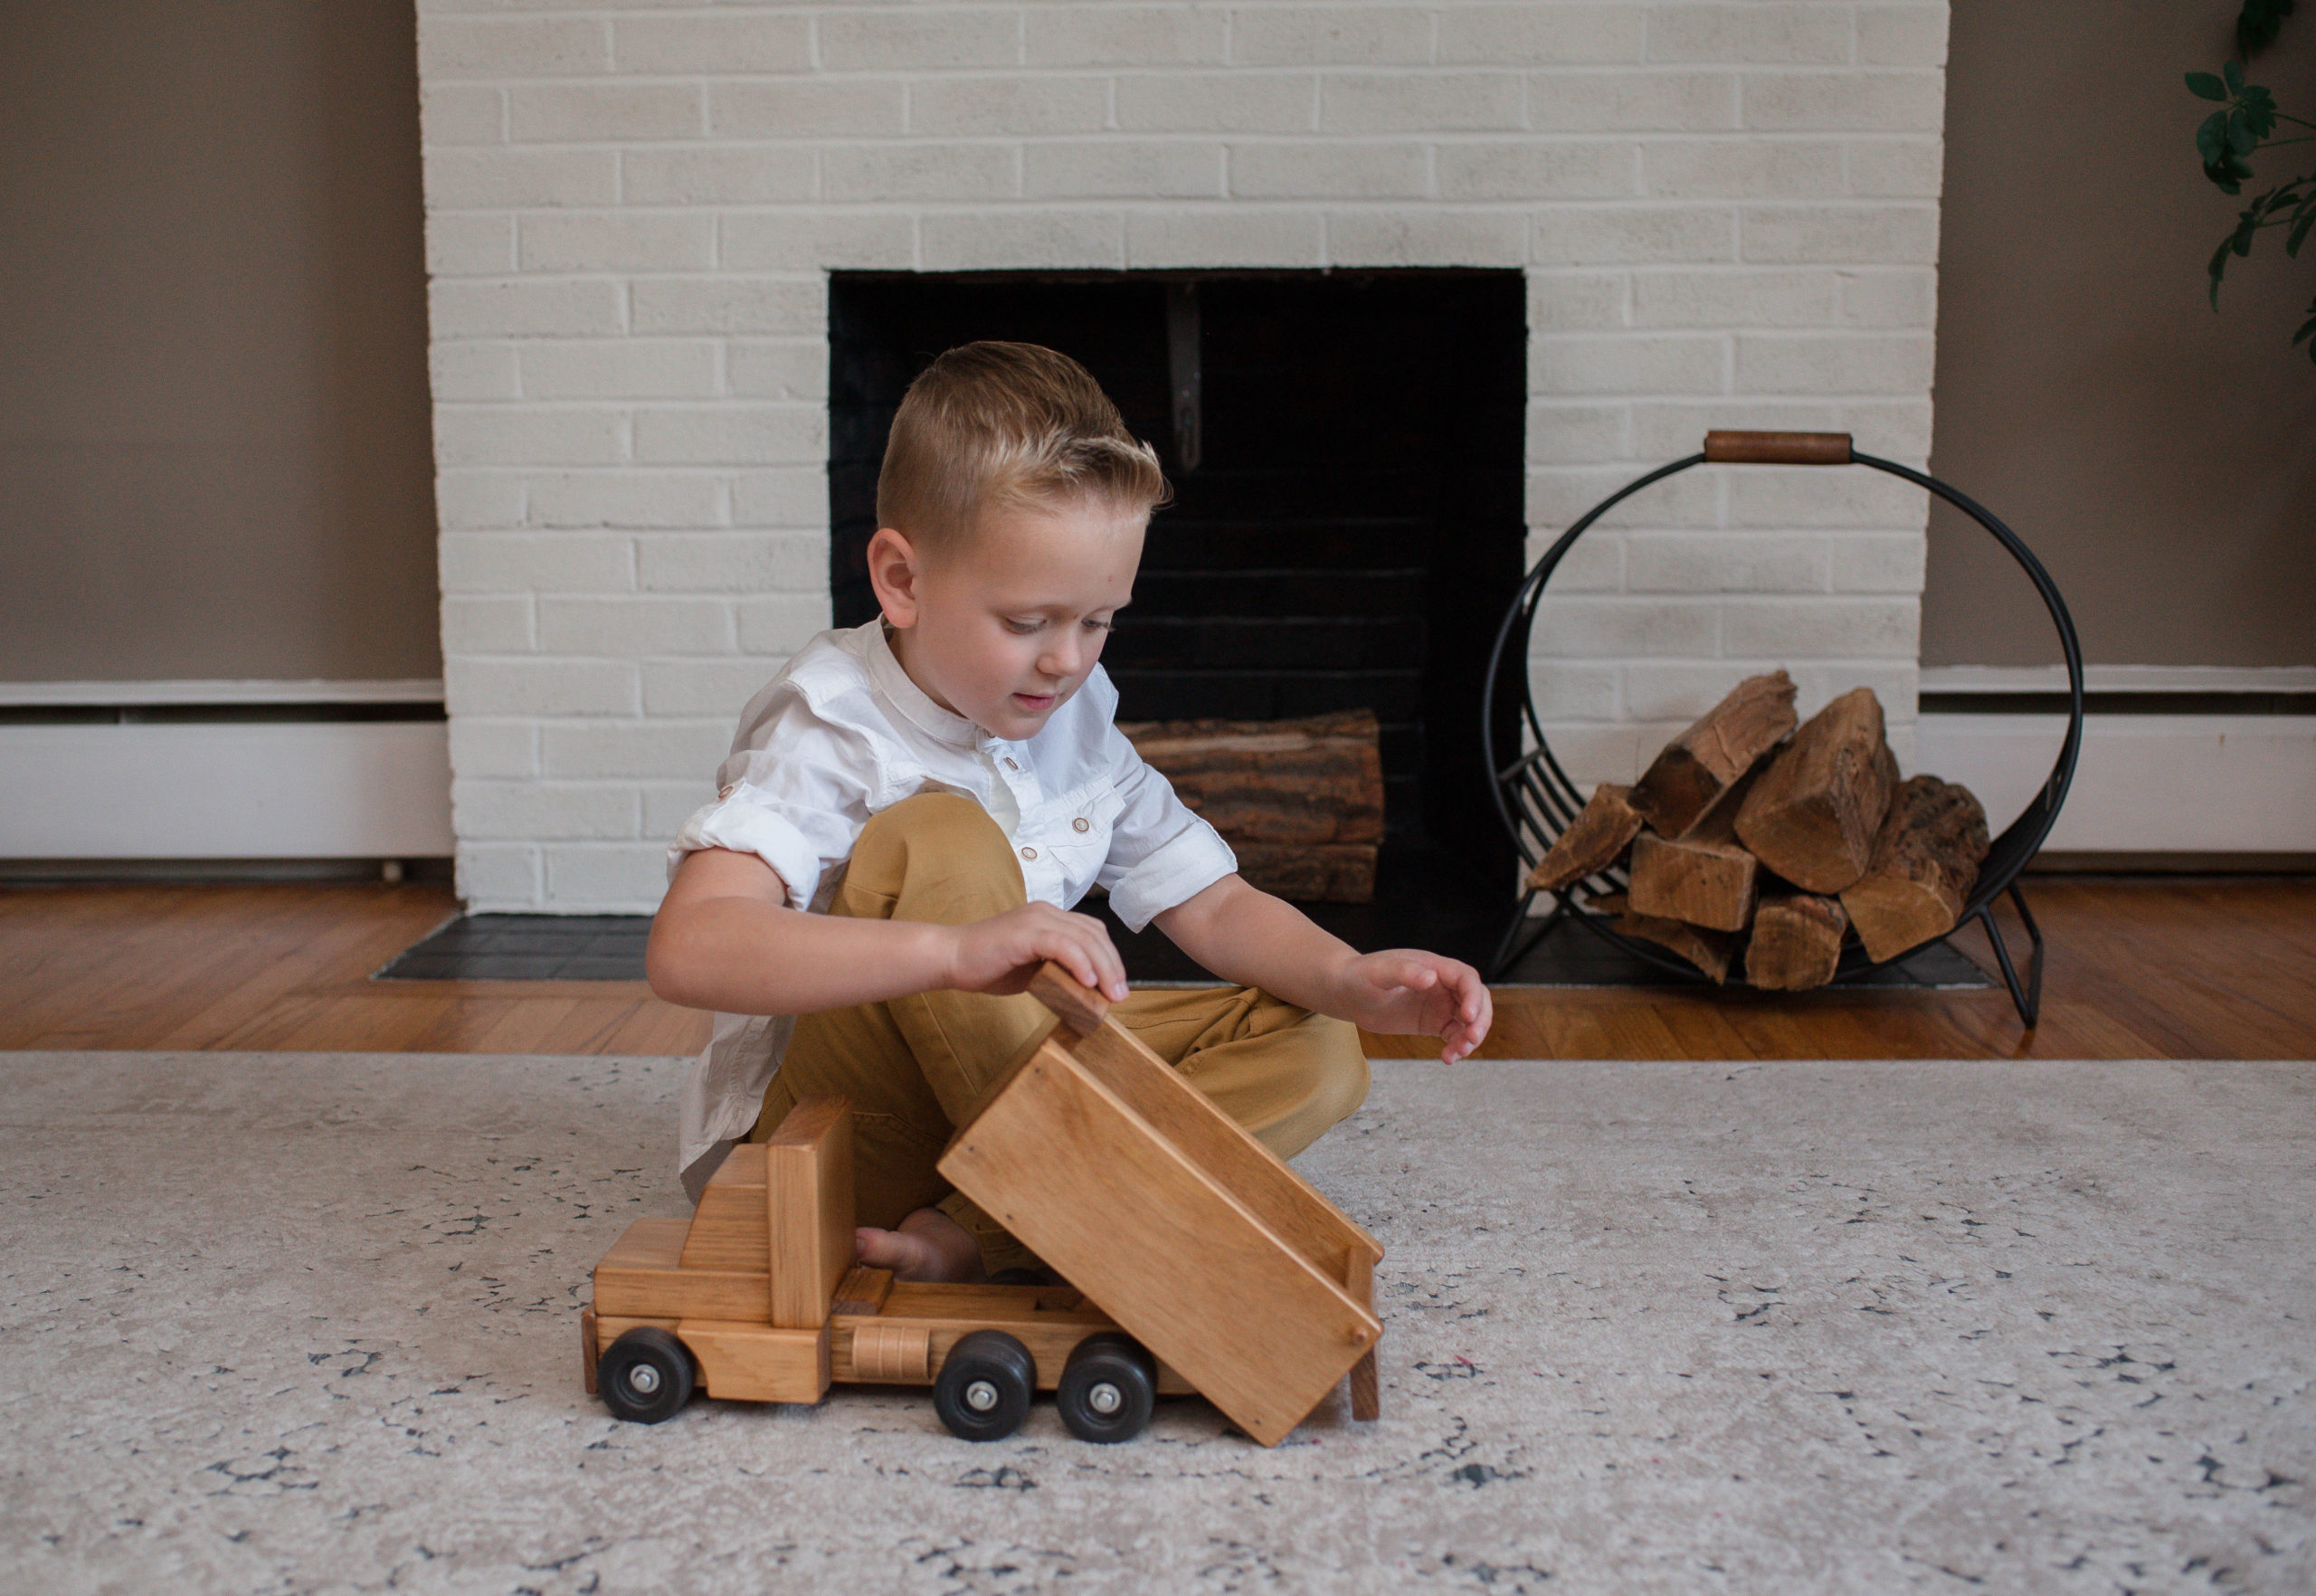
[1334,950,1493,1064]
[942,902,1129,1003]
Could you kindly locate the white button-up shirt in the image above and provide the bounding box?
[665,619,1237,1194]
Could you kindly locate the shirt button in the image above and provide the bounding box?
[1020,846,1039,861]
[1003,757,1020,771]
[1073,817,1090,833]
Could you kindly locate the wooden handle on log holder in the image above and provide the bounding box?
[1704,430,1853,465]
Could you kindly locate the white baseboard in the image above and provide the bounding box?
[0,722,455,859]
[1917,714,2316,853]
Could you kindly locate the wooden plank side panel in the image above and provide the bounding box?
[763,1097,853,1327]
[939,1040,1378,1448]
[678,1320,831,1404]
[1343,1249,1380,1423]
[830,1313,1198,1395]
[679,1145,768,1271]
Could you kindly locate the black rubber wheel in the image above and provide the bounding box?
[1056,1333,1155,1444]
[597,1326,696,1424]
[933,1329,1036,1441]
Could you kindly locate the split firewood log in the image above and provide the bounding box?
[1626,776,1760,932]
[1230,843,1376,904]
[1840,775,1991,962]
[1732,687,1900,894]
[1745,893,1850,991]
[1524,783,1645,893]
[1592,892,1737,984]
[1116,710,1383,847]
[1628,670,1799,839]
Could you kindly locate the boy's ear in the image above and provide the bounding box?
[864,527,923,628]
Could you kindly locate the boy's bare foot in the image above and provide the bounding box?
[855,1207,984,1283]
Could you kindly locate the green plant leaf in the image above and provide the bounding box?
[2208,238,2235,308]
[2188,70,2230,100]
[2289,195,2316,255]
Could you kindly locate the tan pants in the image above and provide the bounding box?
[751,792,1371,1273]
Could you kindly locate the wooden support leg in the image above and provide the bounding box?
[1345,1249,1380,1422]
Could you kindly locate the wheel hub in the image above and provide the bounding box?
[1087,1382,1123,1415]
[963,1379,1001,1413]
[627,1363,661,1396]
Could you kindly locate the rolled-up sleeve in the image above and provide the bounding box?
[667,692,877,911]
[1096,726,1237,933]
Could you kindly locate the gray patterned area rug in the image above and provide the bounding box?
[2,1050,2310,1594]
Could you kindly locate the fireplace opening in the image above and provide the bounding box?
[828,270,1528,974]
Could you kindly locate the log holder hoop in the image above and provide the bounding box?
[1481,431,2086,1027]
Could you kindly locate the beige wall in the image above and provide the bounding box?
[0,2,439,684]
[1928,1,2316,668]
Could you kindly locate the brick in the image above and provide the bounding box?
[1436,6,1647,66]
[1835,398,1934,460]
[733,470,828,527]
[1837,269,1935,329]
[440,595,534,654]
[737,594,834,655]
[1526,595,1722,658]
[435,406,627,470]
[1526,403,1631,464]
[1532,205,1736,265]
[1742,204,1938,263]
[508,83,704,144]
[642,659,793,716]
[519,212,714,273]
[1528,464,1721,527]
[439,531,634,594]
[1743,72,1944,133]
[1632,268,1837,328]
[1319,72,1525,134]
[1647,5,1854,64]
[1527,661,1622,721]
[458,844,542,907]
[527,471,726,530]
[1525,721,1647,788]
[1630,398,1838,459]
[1626,531,1826,593]
[447,658,641,717]
[546,845,673,908]
[1228,141,1426,200]
[1028,141,1224,200]
[544,720,736,780]
[713,79,907,139]
[432,279,623,338]
[1114,72,1316,134]
[538,596,735,656]
[520,341,719,402]
[1229,7,1431,66]
[1829,534,1926,593]
[612,13,812,74]
[645,782,718,840]
[431,342,521,402]
[425,148,617,209]
[1786,661,1920,717]
[1722,598,1917,658]
[1735,332,1935,394]
[1127,208,1325,269]
[1531,71,1737,132]
[1726,466,1924,528]
[1528,272,1629,331]
[911,76,1107,137]
[426,214,516,277]
[818,10,1020,71]
[422,85,503,147]
[420,14,609,79]
[1533,333,1726,396]
[631,278,822,336]
[1847,139,1944,198]
[1531,529,1625,592]
[726,340,828,404]
[1644,139,1845,198]
[1858,6,1949,68]
[922,209,1125,271]
[1326,209,1528,268]
[722,212,916,271]
[1436,142,1637,201]
[456,781,640,841]
[1028,6,1228,67]
[633,405,823,467]
[638,532,824,594]
[622,147,814,205]
[449,719,538,781]
[435,471,525,531]
[825,143,1017,202]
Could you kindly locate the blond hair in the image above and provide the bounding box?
[876,341,1170,553]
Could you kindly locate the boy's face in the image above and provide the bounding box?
[872,494,1145,743]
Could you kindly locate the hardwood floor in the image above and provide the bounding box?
[0,877,2310,1059]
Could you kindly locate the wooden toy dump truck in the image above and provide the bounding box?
[582,964,1382,1446]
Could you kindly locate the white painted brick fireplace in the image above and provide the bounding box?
[416,1,1949,913]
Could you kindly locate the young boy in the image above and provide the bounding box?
[647,341,1490,1282]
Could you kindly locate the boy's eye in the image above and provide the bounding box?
[1003,618,1043,635]
[1083,616,1115,632]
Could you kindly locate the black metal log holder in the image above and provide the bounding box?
[1482,430,2085,1027]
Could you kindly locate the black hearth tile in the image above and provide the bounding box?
[557,955,650,981]
[432,955,576,981]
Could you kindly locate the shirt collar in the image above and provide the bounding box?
[867,622,985,749]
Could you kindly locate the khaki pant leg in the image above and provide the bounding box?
[753,793,1051,1234]
[1115,985,1372,1160]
